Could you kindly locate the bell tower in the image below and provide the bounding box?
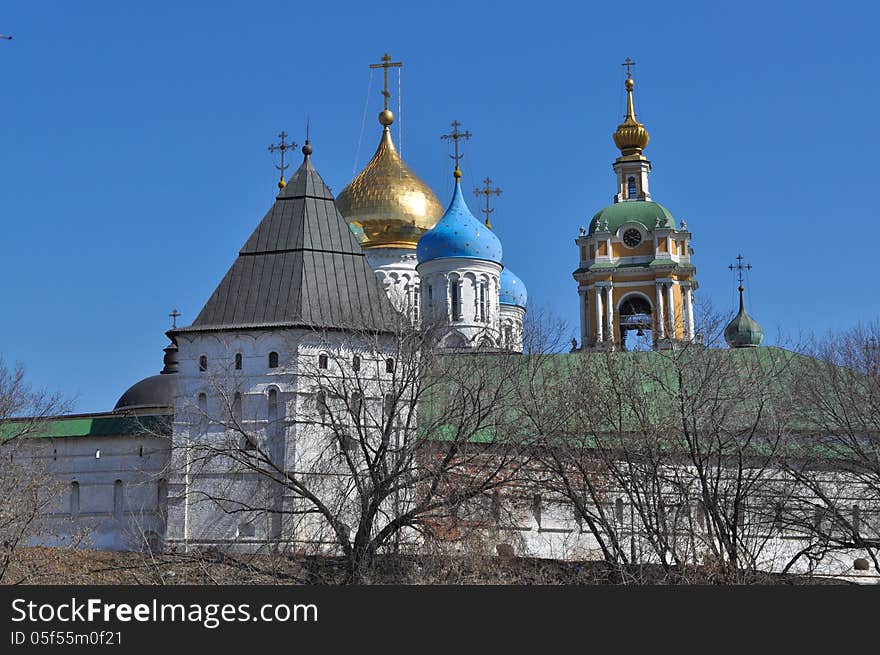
[573,60,698,352]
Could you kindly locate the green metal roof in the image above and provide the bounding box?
[1,412,172,441]
[589,200,676,235]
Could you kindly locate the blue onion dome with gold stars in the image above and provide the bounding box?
[500,267,528,308]
[417,177,503,264]
[588,201,676,235]
[724,286,764,348]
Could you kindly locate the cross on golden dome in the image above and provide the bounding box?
[370,52,403,125]
[474,177,502,229]
[440,120,472,179]
[622,57,636,79]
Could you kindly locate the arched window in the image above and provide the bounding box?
[385,358,395,374]
[504,323,513,346]
[234,353,242,370]
[479,280,488,322]
[113,480,124,518]
[627,176,637,199]
[318,353,329,370]
[268,351,279,368]
[70,481,80,516]
[352,355,361,372]
[199,354,208,372]
[615,498,625,523]
[451,281,462,321]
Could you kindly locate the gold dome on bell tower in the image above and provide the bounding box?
[336,53,443,250]
[613,58,651,158]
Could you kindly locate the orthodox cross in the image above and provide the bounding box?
[622,57,636,79]
[728,254,752,285]
[369,52,403,111]
[440,120,472,175]
[169,309,181,329]
[474,177,502,229]
[268,131,297,188]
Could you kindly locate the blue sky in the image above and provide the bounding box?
[2,1,877,412]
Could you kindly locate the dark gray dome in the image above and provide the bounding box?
[114,373,178,411]
[114,340,179,412]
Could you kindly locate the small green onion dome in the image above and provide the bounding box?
[724,286,764,348]
[589,200,676,235]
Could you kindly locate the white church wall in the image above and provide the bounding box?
[14,431,170,552]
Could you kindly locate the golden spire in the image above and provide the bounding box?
[369,52,402,128]
[613,57,650,157]
[474,177,502,229]
[336,52,444,250]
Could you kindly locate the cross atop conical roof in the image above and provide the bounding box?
[178,142,399,334]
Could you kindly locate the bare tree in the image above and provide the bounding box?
[530,308,801,583]
[783,322,880,576]
[0,359,67,583]
[173,317,552,583]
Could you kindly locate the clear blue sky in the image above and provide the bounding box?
[2,1,877,413]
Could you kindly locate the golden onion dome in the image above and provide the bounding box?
[613,76,650,156]
[336,110,443,250]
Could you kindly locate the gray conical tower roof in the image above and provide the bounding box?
[724,286,764,348]
[178,142,399,334]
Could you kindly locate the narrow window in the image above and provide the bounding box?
[385,358,395,374]
[531,494,542,527]
[813,506,825,531]
[139,445,143,457]
[383,393,395,420]
[232,392,242,424]
[351,392,363,424]
[198,393,208,436]
[113,480,124,518]
[318,353,329,370]
[504,323,513,346]
[615,497,625,523]
[316,390,328,423]
[268,351,279,369]
[627,176,637,199]
[413,285,420,321]
[479,281,487,322]
[70,481,80,516]
[265,387,280,454]
[234,353,242,370]
[157,479,168,511]
[352,355,361,372]
[451,281,461,321]
[852,504,861,536]
[199,354,208,372]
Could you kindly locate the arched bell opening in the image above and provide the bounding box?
[618,294,653,352]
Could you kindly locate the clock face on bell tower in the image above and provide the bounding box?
[623,228,642,248]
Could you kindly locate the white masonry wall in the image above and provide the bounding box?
[14,430,170,552]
